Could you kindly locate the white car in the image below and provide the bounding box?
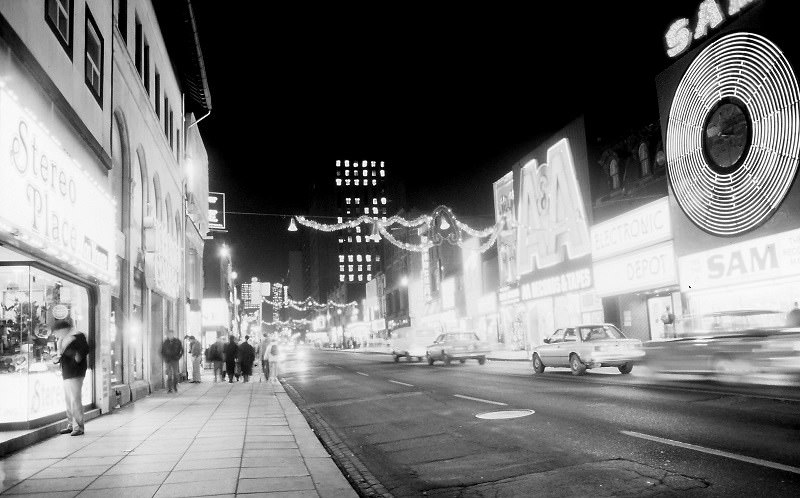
[390,325,439,362]
[532,324,644,376]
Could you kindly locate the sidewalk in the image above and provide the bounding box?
[0,376,356,498]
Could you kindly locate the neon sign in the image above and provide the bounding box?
[666,32,800,236]
[516,139,590,275]
[664,0,759,58]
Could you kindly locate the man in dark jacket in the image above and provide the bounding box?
[160,330,184,393]
[53,319,90,436]
[223,335,239,383]
[238,335,256,382]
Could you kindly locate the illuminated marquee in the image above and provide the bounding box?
[493,171,517,284]
[517,139,591,275]
[664,0,759,58]
[666,32,800,236]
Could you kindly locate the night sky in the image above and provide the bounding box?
[191,0,702,286]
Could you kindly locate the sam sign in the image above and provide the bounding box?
[208,192,226,231]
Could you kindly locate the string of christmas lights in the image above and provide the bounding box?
[294,206,499,253]
[264,296,358,311]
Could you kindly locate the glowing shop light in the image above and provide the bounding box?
[666,32,800,236]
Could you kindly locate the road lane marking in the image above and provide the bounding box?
[388,380,414,387]
[304,391,424,408]
[356,372,369,377]
[453,394,508,406]
[621,430,800,475]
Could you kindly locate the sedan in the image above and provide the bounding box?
[426,332,490,365]
[532,324,644,376]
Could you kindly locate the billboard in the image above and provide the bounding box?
[493,171,517,284]
[208,192,226,231]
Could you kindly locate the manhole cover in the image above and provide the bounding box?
[476,409,535,420]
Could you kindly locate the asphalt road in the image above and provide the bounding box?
[280,348,800,497]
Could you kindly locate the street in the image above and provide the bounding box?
[281,348,800,497]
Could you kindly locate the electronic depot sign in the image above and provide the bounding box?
[591,198,671,260]
[591,198,677,297]
[0,87,114,282]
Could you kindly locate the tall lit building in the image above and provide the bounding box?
[335,160,389,285]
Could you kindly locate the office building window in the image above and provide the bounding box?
[117,0,127,42]
[154,71,162,116]
[372,207,378,214]
[367,274,372,280]
[355,226,361,234]
[336,179,342,186]
[46,0,73,56]
[345,198,351,204]
[134,16,142,74]
[358,275,363,282]
[345,179,351,186]
[356,255,362,262]
[169,110,174,149]
[345,170,349,176]
[381,197,386,204]
[164,97,169,136]
[355,179,360,186]
[379,171,385,177]
[143,37,150,94]
[339,265,345,272]
[366,255,371,262]
[84,7,103,104]
[339,255,345,262]
[358,265,363,272]
[356,236,362,243]
[354,170,359,176]
[372,179,377,185]
[340,275,345,282]
[345,160,349,167]
[355,198,360,204]
[349,275,354,282]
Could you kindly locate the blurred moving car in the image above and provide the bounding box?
[532,324,644,376]
[643,309,800,381]
[426,332,490,365]
[391,325,439,362]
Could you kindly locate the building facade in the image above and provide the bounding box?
[0,0,210,429]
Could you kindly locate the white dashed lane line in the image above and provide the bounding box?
[453,394,508,406]
[621,431,800,475]
[356,372,369,377]
[388,380,414,387]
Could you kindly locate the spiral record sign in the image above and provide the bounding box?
[666,32,800,236]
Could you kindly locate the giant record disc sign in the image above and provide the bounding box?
[666,32,800,236]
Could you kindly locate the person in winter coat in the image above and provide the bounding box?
[223,335,239,383]
[208,337,225,382]
[189,336,203,382]
[238,335,256,382]
[257,334,271,381]
[52,318,90,436]
[160,330,184,393]
[266,342,281,384]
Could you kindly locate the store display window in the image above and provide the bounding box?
[0,264,93,427]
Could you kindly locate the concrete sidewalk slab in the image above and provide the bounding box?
[0,376,357,498]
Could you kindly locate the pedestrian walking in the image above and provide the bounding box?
[238,335,255,382]
[257,334,270,382]
[267,341,281,384]
[787,301,800,327]
[189,336,203,382]
[160,330,184,393]
[660,306,676,339]
[209,336,225,382]
[223,335,239,383]
[52,319,90,436]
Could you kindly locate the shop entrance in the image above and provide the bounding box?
[647,295,674,340]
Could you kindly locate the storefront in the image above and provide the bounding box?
[679,229,800,318]
[591,198,681,341]
[0,52,115,428]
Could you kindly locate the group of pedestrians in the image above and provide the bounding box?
[205,334,281,384]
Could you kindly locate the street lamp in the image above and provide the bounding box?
[219,245,230,258]
[400,276,409,287]
[230,271,238,280]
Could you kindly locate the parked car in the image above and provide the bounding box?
[426,332,490,365]
[391,325,439,362]
[643,309,800,381]
[532,324,644,376]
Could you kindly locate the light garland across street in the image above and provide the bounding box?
[294,205,501,253]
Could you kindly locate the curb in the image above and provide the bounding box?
[282,381,394,498]
[0,408,102,458]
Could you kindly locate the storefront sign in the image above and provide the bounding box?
[146,219,180,298]
[679,228,800,291]
[208,192,226,231]
[498,286,520,304]
[520,267,592,300]
[493,171,517,284]
[201,298,229,328]
[0,88,114,282]
[591,198,671,260]
[594,242,678,297]
[517,139,591,275]
[0,370,92,423]
[665,0,759,58]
